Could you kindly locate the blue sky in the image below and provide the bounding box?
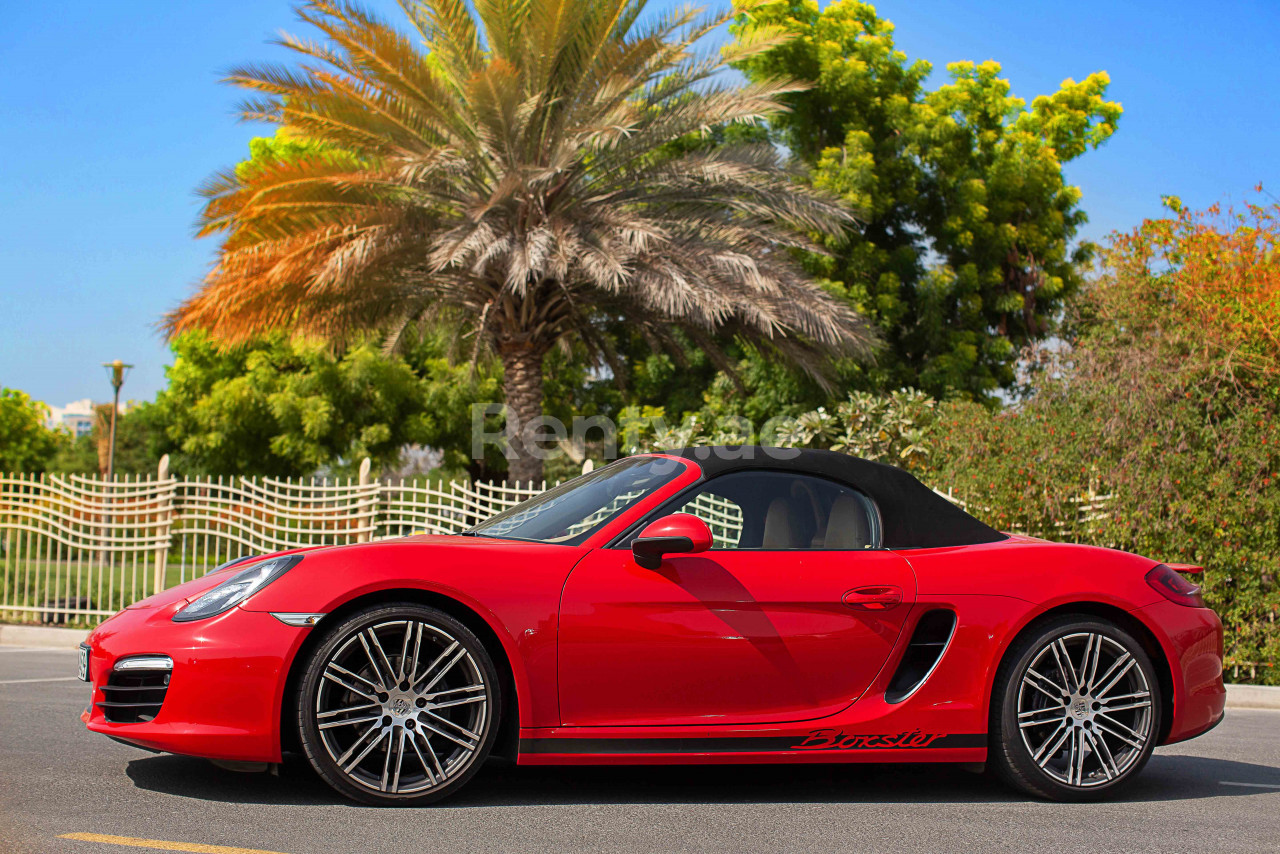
[2,0,1277,407]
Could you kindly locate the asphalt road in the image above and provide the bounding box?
[2,647,1279,854]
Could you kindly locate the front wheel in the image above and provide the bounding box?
[296,603,501,805]
[990,616,1161,801]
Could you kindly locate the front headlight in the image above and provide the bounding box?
[172,554,304,622]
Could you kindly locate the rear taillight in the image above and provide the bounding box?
[1145,563,1206,607]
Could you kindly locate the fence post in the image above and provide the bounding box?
[357,457,375,543]
[152,455,175,594]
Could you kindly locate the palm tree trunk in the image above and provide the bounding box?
[498,342,546,485]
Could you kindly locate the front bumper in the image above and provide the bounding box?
[81,601,310,762]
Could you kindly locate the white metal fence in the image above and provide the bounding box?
[0,459,553,624]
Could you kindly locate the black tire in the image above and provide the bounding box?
[989,615,1162,801]
[296,603,501,805]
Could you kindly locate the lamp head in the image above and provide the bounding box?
[102,360,134,391]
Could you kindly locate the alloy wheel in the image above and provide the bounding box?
[1016,631,1154,789]
[313,618,489,795]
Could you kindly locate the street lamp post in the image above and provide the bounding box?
[102,360,133,480]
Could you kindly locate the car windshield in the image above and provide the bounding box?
[465,456,685,545]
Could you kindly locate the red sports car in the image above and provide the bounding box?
[79,448,1225,804]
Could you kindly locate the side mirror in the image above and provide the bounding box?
[632,513,713,569]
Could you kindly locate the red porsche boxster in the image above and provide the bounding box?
[79,447,1225,803]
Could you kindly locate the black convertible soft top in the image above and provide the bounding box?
[666,446,1006,549]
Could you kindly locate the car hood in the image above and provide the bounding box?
[237,534,584,616]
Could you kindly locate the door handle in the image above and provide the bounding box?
[842,585,903,611]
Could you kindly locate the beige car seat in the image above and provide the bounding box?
[762,497,805,549]
[824,494,870,549]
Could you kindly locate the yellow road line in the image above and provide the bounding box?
[58,833,291,854]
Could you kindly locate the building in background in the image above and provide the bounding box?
[44,398,126,438]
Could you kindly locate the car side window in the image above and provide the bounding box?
[677,490,745,549]
[659,470,879,550]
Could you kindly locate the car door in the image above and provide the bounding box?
[558,470,918,727]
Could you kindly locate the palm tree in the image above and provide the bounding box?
[169,0,875,482]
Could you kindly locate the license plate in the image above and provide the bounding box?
[77,644,90,682]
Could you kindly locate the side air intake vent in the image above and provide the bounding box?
[885,609,957,704]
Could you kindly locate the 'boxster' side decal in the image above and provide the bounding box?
[520,731,985,754]
[792,729,973,750]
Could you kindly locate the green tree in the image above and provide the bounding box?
[46,429,100,475]
[233,129,335,184]
[168,0,875,483]
[0,388,66,472]
[151,331,494,477]
[395,331,506,480]
[731,0,1121,401]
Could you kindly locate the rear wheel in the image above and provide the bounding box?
[990,616,1161,801]
[296,603,500,805]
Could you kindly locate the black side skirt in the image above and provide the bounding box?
[520,734,986,754]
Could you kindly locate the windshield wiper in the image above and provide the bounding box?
[455,530,552,544]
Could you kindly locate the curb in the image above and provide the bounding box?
[1225,683,1280,710]
[0,624,89,650]
[1,623,1278,710]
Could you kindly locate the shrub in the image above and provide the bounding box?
[930,200,1280,682]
